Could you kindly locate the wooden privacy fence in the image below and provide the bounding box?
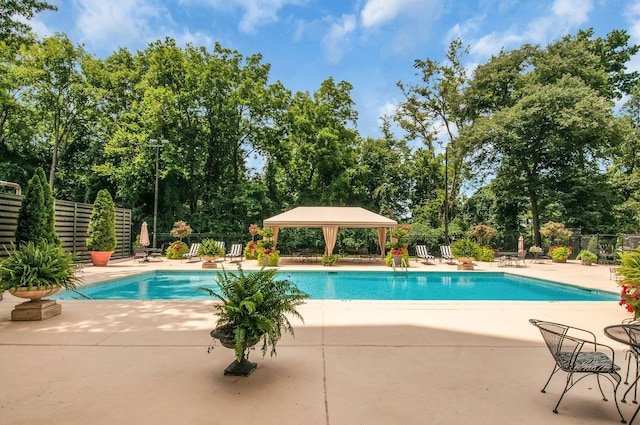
[0,193,132,262]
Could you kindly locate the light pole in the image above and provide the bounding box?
[150,138,168,248]
[444,144,450,245]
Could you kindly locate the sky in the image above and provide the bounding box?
[28,0,640,139]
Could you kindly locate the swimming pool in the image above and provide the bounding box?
[54,271,617,301]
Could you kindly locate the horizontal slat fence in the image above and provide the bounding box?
[0,193,132,262]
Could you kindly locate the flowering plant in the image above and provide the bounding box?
[243,240,259,260]
[548,245,572,261]
[617,251,640,319]
[166,240,188,259]
[391,248,405,256]
[170,221,192,241]
[540,221,572,244]
[529,246,543,254]
[468,222,497,246]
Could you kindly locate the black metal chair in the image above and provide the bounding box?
[529,319,625,422]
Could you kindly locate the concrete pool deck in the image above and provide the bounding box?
[0,257,635,424]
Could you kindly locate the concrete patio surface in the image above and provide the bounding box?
[0,256,636,424]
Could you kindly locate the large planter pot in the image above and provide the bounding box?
[10,285,61,301]
[456,257,474,270]
[392,255,403,266]
[202,256,218,269]
[210,326,261,376]
[89,250,114,266]
[580,260,593,266]
[552,258,567,263]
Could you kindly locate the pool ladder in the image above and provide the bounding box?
[392,258,408,272]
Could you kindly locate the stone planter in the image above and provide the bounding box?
[10,285,61,301]
[552,259,567,263]
[9,285,62,321]
[202,256,218,269]
[456,257,475,270]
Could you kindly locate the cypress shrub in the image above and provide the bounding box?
[35,167,60,245]
[15,169,47,245]
[86,189,117,251]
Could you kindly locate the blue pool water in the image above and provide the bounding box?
[54,271,617,301]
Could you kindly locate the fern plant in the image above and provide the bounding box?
[198,267,309,364]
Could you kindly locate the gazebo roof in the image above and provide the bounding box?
[263,207,397,228]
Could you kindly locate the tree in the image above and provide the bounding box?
[395,39,471,242]
[0,0,57,46]
[35,166,59,245]
[15,168,47,245]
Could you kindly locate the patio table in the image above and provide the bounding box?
[604,324,640,424]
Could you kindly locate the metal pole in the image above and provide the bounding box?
[150,139,168,248]
[444,144,449,245]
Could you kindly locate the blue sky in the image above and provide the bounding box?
[30,0,640,139]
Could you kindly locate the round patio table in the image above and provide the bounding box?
[605,324,640,424]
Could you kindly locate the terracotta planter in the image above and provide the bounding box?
[552,259,567,263]
[457,257,474,264]
[10,285,61,301]
[580,260,593,266]
[89,251,114,266]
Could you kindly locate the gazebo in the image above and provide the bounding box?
[262,206,398,258]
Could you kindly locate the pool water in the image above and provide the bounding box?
[54,271,617,301]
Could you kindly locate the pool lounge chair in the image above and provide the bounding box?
[529,319,625,422]
[415,245,435,264]
[182,243,201,262]
[225,244,243,262]
[440,245,455,264]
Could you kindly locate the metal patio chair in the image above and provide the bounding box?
[529,319,625,422]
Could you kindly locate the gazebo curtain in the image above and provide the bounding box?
[377,227,387,258]
[322,226,339,255]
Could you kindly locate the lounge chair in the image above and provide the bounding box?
[133,247,147,263]
[225,244,243,262]
[529,319,625,422]
[415,245,434,264]
[440,245,455,264]
[182,243,201,262]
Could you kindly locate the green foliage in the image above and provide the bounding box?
[257,249,280,266]
[15,169,47,245]
[549,246,571,261]
[197,239,224,257]
[170,221,192,241]
[451,238,480,258]
[0,0,57,46]
[0,241,78,291]
[617,251,640,318]
[576,249,598,263]
[165,241,188,259]
[35,167,60,245]
[540,222,573,244]
[243,241,258,260]
[467,222,496,246]
[321,254,340,266]
[86,189,117,251]
[476,246,495,262]
[197,267,309,362]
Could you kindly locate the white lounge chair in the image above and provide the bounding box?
[440,245,455,264]
[225,243,243,262]
[415,245,435,264]
[182,243,201,262]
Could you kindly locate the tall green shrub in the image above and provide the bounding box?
[15,169,47,245]
[86,189,117,251]
[35,167,60,245]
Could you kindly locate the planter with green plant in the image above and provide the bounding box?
[198,267,309,376]
[198,239,225,268]
[451,239,480,270]
[86,189,117,266]
[257,228,279,266]
[616,251,640,319]
[576,249,598,266]
[386,226,411,267]
[549,245,572,262]
[0,241,80,320]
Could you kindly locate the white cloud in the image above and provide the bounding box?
[360,0,439,28]
[552,0,593,26]
[322,14,356,63]
[73,0,168,51]
[465,0,595,60]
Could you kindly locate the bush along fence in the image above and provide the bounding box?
[0,193,132,262]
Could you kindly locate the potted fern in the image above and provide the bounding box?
[576,249,598,266]
[198,267,309,376]
[86,189,117,266]
[198,239,225,268]
[451,238,480,270]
